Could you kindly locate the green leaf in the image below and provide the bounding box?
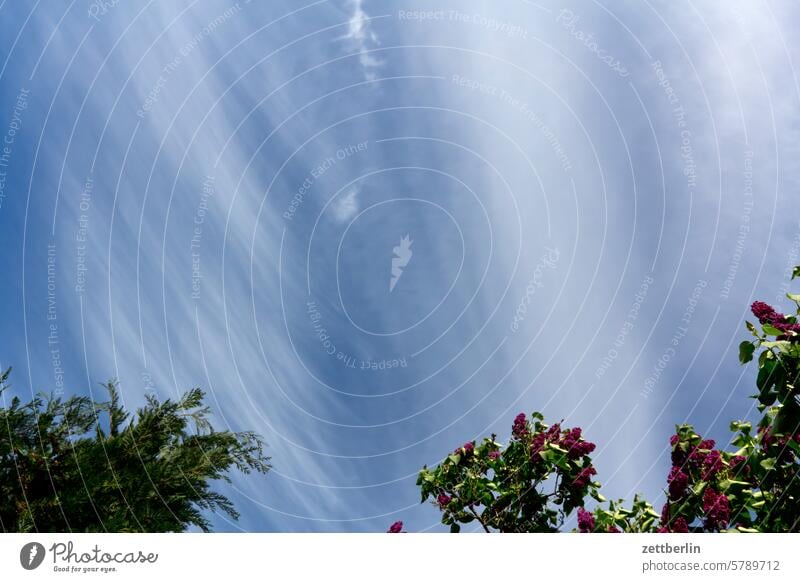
[761,340,792,353]
[758,391,777,406]
[692,481,707,495]
[787,292,800,302]
[760,457,776,471]
[730,420,751,434]
[450,523,461,533]
[739,341,755,364]
[757,360,779,393]
[792,266,800,280]
[448,454,462,465]
[762,325,783,336]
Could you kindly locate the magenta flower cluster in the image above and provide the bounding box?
[577,507,595,533]
[454,441,475,456]
[751,301,800,339]
[662,432,732,532]
[702,450,724,480]
[658,504,689,533]
[702,488,730,530]
[758,425,800,463]
[667,466,689,500]
[520,414,596,464]
[512,413,528,438]
[572,467,597,490]
[560,427,597,459]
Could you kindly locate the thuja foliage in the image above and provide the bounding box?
[0,372,270,532]
[405,268,800,533]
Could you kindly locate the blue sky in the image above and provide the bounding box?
[1,0,800,532]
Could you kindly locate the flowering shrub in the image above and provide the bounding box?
[654,275,800,533]
[399,267,800,533]
[590,495,660,533]
[657,426,740,532]
[416,413,600,532]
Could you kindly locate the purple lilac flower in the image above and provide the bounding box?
[702,450,724,479]
[667,466,689,500]
[688,439,716,467]
[702,489,730,530]
[512,413,528,438]
[577,507,595,533]
[560,428,596,459]
[572,467,597,489]
[751,301,781,324]
[530,432,546,463]
[671,517,689,533]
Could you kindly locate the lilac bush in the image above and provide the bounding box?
[396,267,800,533]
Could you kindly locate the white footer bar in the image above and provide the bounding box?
[1,533,798,581]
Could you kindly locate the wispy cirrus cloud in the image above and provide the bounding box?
[339,0,382,80]
[3,0,800,535]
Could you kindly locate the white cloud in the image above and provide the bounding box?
[340,0,382,80]
[342,0,379,44]
[331,187,360,222]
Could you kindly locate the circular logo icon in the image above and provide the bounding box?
[19,542,46,570]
